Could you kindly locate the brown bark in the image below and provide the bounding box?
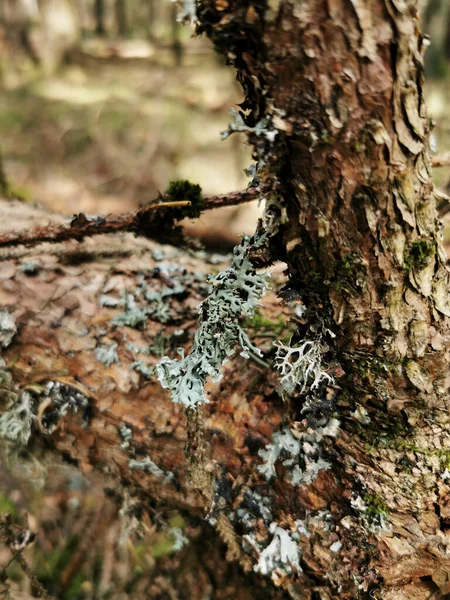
[195,0,448,598]
[1,1,450,599]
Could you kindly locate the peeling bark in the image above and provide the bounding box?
[1,1,450,598]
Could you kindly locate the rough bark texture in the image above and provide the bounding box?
[1,1,449,599]
[198,1,450,597]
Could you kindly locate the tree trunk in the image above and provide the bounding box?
[0,152,8,197]
[94,0,106,36]
[115,0,128,37]
[1,1,449,599]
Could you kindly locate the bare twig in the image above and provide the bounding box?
[0,189,258,250]
[0,514,49,599]
[432,153,450,168]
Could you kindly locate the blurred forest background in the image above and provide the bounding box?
[0,1,450,598]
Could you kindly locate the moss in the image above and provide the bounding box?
[0,496,19,519]
[244,309,287,338]
[6,184,32,201]
[363,493,388,518]
[404,239,435,271]
[165,179,204,219]
[333,253,366,296]
[353,355,399,382]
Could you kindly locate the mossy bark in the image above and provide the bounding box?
[0,1,449,599]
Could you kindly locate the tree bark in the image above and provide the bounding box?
[1,1,449,599]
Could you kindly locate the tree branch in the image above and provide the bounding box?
[0,189,257,249]
[432,152,450,167]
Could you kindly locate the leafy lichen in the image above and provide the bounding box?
[252,522,305,577]
[257,420,339,484]
[156,232,269,409]
[221,108,276,142]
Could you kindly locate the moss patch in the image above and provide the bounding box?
[404,239,435,271]
[165,179,204,219]
[363,493,388,518]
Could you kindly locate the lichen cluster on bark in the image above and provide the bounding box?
[1,1,450,599]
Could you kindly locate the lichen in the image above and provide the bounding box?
[170,527,189,552]
[253,522,303,576]
[172,0,197,24]
[351,493,391,532]
[104,263,205,330]
[0,391,34,445]
[257,419,339,484]
[118,423,132,449]
[130,361,154,378]
[221,108,276,142]
[156,231,269,409]
[274,337,334,400]
[95,342,120,368]
[38,381,91,433]
[0,311,17,349]
[129,457,174,484]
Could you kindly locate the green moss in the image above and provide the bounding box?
[6,184,32,201]
[0,496,19,519]
[165,179,204,219]
[244,309,288,338]
[333,253,366,296]
[353,354,399,382]
[151,535,176,559]
[363,493,388,518]
[404,239,435,271]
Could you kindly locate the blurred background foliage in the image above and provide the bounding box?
[0,0,449,598]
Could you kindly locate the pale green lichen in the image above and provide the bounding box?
[172,0,197,24]
[156,232,269,409]
[351,493,391,533]
[170,527,189,551]
[221,108,277,142]
[0,391,34,445]
[43,381,89,418]
[95,342,120,368]
[251,521,307,576]
[118,423,132,449]
[0,311,17,349]
[257,420,339,485]
[130,360,154,378]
